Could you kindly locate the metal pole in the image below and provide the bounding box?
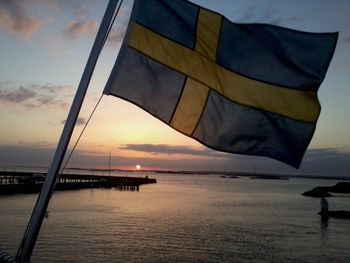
[109,149,111,176]
[16,1,119,262]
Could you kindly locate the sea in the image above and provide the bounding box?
[1,170,350,262]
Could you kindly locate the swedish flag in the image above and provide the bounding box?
[104,0,337,168]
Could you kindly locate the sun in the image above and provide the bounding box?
[136,164,141,170]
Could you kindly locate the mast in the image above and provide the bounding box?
[15,1,119,262]
[109,149,111,176]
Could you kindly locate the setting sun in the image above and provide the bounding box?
[136,164,141,170]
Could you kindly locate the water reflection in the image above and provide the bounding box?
[1,174,350,262]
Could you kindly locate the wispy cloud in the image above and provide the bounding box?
[42,0,91,18]
[61,117,86,126]
[0,86,36,103]
[298,148,350,176]
[0,145,55,167]
[1,145,349,176]
[0,0,43,40]
[304,148,350,161]
[0,83,74,108]
[63,20,97,39]
[106,12,129,45]
[107,28,126,45]
[234,5,284,25]
[120,144,227,158]
[39,84,73,94]
[0,144,229,170]
[340,35,350,44]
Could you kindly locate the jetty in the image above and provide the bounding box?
[0,171,156,195]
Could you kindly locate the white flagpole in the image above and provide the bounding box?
[16,1,119,262]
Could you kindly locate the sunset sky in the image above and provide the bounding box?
[0,0,349,176]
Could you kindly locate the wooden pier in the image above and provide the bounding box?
[0,171,156,195]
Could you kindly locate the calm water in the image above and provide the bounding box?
[1,173,350,262]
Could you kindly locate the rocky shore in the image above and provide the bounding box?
[302,182,350,197]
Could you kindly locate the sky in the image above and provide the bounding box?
[0,0,350,176]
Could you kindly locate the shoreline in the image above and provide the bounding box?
[1,166,349,181]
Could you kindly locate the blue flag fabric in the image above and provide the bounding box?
[104,0,338,168]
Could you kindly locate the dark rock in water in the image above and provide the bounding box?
[323,182,350,193]
[302,187,332,197]
[318,210,350,219]
[302,182,350,197]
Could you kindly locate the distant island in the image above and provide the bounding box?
[155,170,350,181]
[250,174,289,180]
[220,175,239,179]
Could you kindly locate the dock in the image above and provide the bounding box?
[0,171,157,195]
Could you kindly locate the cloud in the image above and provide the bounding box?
[107,28,126,45]
[39,84,73,94]
[299,148,350,175]
[304,148,339,159]
[106,17,128,45]
[0,83,74,108]
[234,148,350,177]
[63,20,97,39]
[0,86,36,103]
[341,35,350,43]
[61,117,86,126]
[0,145,55,167]
[0,145,229,171]
[42,0,91,18]
[119,144,227,158]
[0,0,43,40]
[117,146,350,177]
[234,5,283,25]
[1,145,349,177]
[76,117,86,126]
